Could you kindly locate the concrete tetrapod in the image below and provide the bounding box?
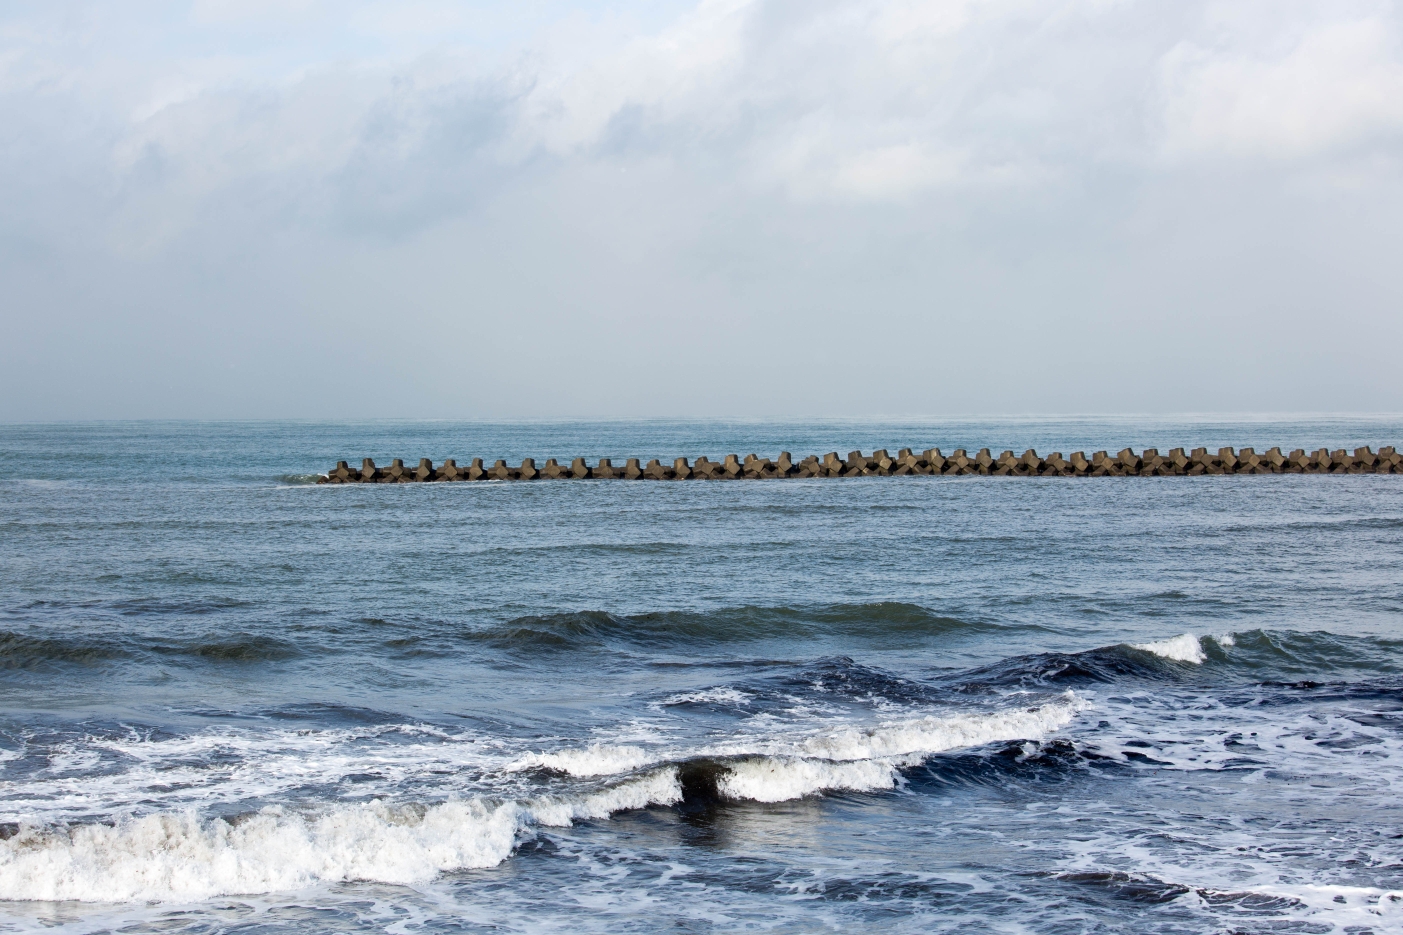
[316,446,1403,482]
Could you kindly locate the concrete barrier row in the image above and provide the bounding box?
[318,445,1401,482]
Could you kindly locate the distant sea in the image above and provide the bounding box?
[2,417,1402,934]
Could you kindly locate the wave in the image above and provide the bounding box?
[951,630,1403,690]
[473,602,1008,652]
[512,694,1087,785]
[716,755,905,802]
[909,739,1103,790]
[0,629,301,668]
[1211,629,1403,676]
[0,631,127,667]
[0,695,1086,903]
[0,749,915,902]
[951,646,1191,689]
[1131,633,1208,664]
[0,769,682,903]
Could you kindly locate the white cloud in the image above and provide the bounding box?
[14,0,1403,230]
[1,0,1401,417]
[510,0,751,156]
[1159,9,1403,160]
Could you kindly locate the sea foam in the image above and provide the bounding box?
[0,798,520,903]
[512,743,658,778]
[510,695,1087,798]
[0,696,1087,903]
[1132,633,1207,664]
[718,755,903,801]
[0,769,684,904]
[779,698,1088,763]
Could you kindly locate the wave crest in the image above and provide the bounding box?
[0,798,519,903]
[0,767,686,904]
[480,603,1000,651]
[1132,634,1207,664]
[718,756,902,802]
[0,694,1088,903]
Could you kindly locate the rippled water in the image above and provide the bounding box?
[2,418,1402,934]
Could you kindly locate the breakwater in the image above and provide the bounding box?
[317,445,1401,482]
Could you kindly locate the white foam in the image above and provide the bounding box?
[510,694,1087,786]
[659,687,753,706]
[719,756,901,802]
[1076,681,1403,779]
[527,769,682,826]
[712,694,1088,802]
[1,723,514,825]
[0,798,520,903]
[510,744,658,778]
[1132,633,1206,664]
[1248,883,1403,923]
[779,696,1089,763]
[0,690,1099,905]
[0,769,686,904]
[0,695,1092,904]
[507,698,1085,806]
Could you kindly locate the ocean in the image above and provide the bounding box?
[2,417,1402,934]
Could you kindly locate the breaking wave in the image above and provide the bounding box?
[7,632,1400,909]
[0,696,1086,903]
[1132,633,1207,664]
[0,770,682,903]
[510,690,1088,780]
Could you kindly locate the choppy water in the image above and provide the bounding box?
[2,417,1403,934]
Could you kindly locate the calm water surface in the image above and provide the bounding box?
[1,418,1402,934]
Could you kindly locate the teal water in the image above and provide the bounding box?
[2,418,1402,933]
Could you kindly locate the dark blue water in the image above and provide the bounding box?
[2,418,1402,934]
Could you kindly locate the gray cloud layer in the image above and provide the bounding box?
[3,0,1401,418]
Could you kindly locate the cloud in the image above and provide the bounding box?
[16,0,1403,237]
[1159,6,1403,161]
[0,0,1400,418]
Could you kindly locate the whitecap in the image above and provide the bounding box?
[0,696,1091,903]
[509,744,659,778]
[718,756,902,802]
[0,769,686,904]
[0,798,521,903]
[1132,633,1206,664]
[712,694,1088,802]
[659,687,753,706]
[777,696,1089,763]
[526,768,682,826]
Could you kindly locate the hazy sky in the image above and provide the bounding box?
[2,0,1401,419]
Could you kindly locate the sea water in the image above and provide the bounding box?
[1,417,1402,934]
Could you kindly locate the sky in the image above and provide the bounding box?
[1,0,1401,419]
